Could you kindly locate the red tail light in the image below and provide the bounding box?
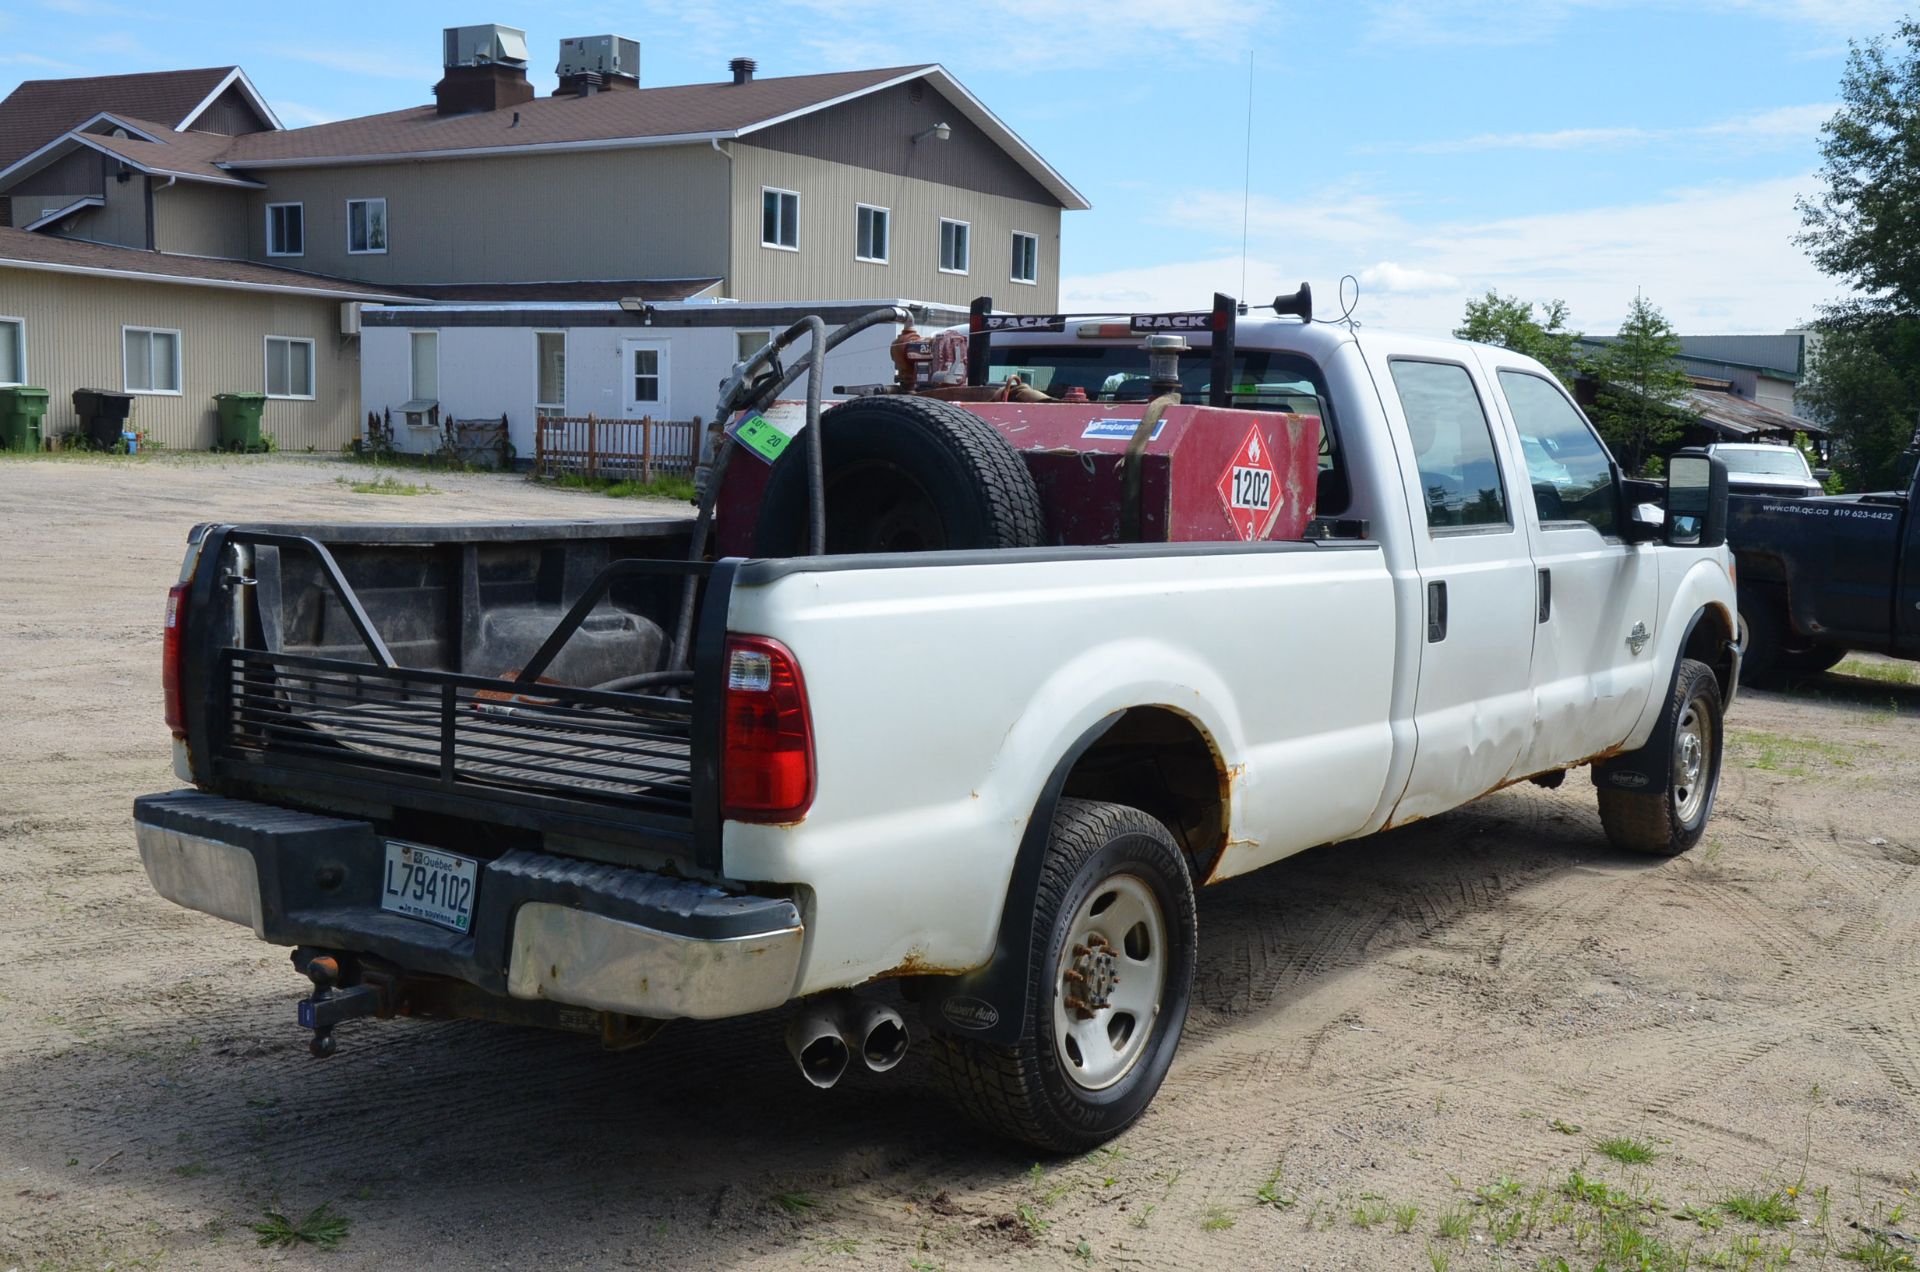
[721,635,814,822]
[163,583,190,738]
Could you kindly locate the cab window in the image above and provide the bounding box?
[1495,370,1618,537]
[1387,359,1509,530]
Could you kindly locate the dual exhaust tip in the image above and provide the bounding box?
[785,993,909,1089]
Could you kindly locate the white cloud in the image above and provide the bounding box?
[1064,175,1831,335]
[272,101,340,128]
[1360,261,1463,293]
[1397,103,1833,154]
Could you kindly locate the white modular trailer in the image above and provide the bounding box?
[359,298,969,460]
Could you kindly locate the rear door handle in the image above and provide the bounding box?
[1427,580,1448,643]
[1538,568,1552,623]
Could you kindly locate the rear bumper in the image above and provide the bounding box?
[134,791,802,1021]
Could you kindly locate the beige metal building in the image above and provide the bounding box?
[0,32,1085,448]
[0,229,407,450]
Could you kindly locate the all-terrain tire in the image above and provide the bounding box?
[929,799,1196,1154]
[753,396,1045,555]
[1597,658,1724,856]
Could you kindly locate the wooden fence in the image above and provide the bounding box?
[533,414,701,483]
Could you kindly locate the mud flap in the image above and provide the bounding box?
[1591,607,1735,796]
[916,714,1122,1047]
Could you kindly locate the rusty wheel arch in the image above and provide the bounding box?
[1057,705,1232,886]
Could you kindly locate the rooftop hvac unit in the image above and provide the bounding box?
[443,24,529,69]
[557,35,640,82]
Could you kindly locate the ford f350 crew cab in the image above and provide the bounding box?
[137,297,1740,1151]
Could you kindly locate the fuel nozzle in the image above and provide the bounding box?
[1145,333,1188,398]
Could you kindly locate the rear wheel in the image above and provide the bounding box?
[1597,658,1724,856]
[753,396,1044,555]
[930,799,1196,1153]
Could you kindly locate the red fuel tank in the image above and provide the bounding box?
[712,398,1321,555]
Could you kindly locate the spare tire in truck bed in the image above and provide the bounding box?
[753,396,1046,556]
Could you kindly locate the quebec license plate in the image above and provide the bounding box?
[379,841,478,933]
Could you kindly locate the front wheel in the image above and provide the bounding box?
[929,799,1196,1153]
[1597,658,1724,856]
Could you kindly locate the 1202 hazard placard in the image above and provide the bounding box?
[1216,424,1284,541]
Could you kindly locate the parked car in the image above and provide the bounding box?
[1706,441,1825,498]
[1727,456,1920,683]
[135,304,1739,1152]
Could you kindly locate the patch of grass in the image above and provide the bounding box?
[1200,1205,1236,1231]
[338,473,438,496]
[1596,1135,1660,1165]
[252,1203,349,1250]
[1842,1233,1919,1269]
[1549,1118,1584,1135]
[1130,1203,1156,1229]
[547,472,697,501]
[1835,659,1917,686]
[1678,1202,1726,1231]
[1395,1202,1422,1233]
[1351,1201,1390,1230]
[1015,1203,1050,1236]
[1731,728,1867,775]
[1476,1174,1526,1208]
[771,1190,819,1216]
[1255,1162,1295,1209]
[1720,1190,1799,1227]
[1436,1206,1472,1240]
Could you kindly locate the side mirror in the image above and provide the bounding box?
[1812,467,1832,484]
[1665,450,1728,548]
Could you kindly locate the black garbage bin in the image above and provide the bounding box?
[72,387,134,451]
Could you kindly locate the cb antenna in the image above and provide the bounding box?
[1239,51,1254,301]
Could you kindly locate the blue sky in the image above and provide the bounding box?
[1,0,1901,334]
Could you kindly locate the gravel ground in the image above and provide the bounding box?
[2,454,1916,1271]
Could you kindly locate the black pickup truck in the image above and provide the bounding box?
[1728,456,1920,683]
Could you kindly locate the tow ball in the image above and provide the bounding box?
[295,952,381,1059]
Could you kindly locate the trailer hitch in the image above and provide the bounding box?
[294,951,381,1059]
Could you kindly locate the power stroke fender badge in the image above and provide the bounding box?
[1627,621,1651,655]
[940,996,1001,1030]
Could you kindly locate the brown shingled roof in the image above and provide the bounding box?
[78,118,262,186]
[0,67,236,168]
[220,65,931,164]
[0,226,414,300]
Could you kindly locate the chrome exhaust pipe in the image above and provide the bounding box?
[854,999,909,1073]
[786,1001,852,1089]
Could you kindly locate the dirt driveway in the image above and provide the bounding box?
[2,454,1916,1271]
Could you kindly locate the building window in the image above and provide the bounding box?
[264,336,315,399]
[939,218,970,274]
[1011,231,1039,285]
[535,330,566,418]
[761,188,798,250]
[632,347,661,402]
[735,329,771,364]
[347,197,387,254]
[409,330,438,401]
[123,326,181,394]
[0,318,23,386]
[855,203,889,263]
[266,202,304,257]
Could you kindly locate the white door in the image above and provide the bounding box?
[1365,347,1540,823]
[621,340,670,419]
[1479,356,1662,775]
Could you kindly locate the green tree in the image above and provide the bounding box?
[1795,20,1920,490]
[1586,295,1692,476]
[1796,19,1920,315]
[1453,291,1583,384]
[1798,311,1920,489]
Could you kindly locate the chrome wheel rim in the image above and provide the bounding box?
[1672,695,1713,824]
[1052,873,1168,1091]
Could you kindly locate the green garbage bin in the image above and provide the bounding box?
[0,386,49,453]
[213,392,267,452]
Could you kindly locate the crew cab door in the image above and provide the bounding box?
[1365,347,1538,822]
[1480,358,1661,774]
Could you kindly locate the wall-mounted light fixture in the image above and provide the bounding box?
[911,121,952,144]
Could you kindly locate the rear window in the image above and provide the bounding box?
[986,343,1348,514]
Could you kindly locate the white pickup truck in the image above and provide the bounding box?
[136,305,1740,1152]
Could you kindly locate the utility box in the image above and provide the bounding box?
[0,385,49,453]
